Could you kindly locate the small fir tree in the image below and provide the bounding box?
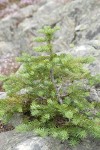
[0,26,100,146]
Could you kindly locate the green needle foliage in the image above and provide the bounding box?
[0,26,100,146]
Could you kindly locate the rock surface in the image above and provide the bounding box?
[0,92,7,99]
[0,0,100,74]
[0,130,100,150]
[0,0,100,149]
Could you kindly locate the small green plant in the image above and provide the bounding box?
[0,26,100,146]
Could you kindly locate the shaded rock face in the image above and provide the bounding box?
[0,0,100,149]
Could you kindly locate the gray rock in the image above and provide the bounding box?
[89,88,100,102]
[0,0,99,56]
[66,0,100,44]
[0,92,7,99]
[69,44,100,75]
[0,130,100,150]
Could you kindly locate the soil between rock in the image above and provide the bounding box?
[0,120,14,133]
